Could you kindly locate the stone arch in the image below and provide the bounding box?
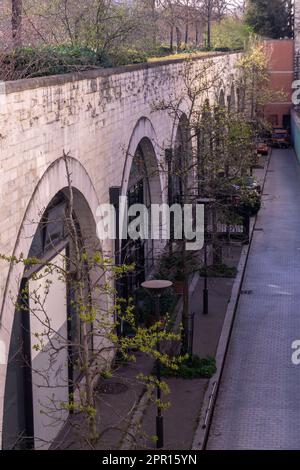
[236,86,245,113]
[219,89,226,108]
[119,117,164,293]
[227,83,236,111]
[197,99,212,191]
[172,113,193,202]
[121,117,162,202]
[175,113,192,152]
[0,157,102,448]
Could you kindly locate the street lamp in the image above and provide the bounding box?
[141,279,173,449]
[197,198,215,316]
[203,224,208,316]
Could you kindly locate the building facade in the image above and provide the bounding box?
[264,39,294,129]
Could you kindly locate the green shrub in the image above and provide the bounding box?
[135,285,177,327]
[1,45,111,79]
[147,46,172,57]
[211,17,253,51]
[110,47,148,66]
[199,264,238,279]
[157,251,199,282]
[1,43,218,81]
[235,190,262,217]
[161,355,217,379]
[214,46,231,52]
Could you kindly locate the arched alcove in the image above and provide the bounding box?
[228,84,236,111]
[172,113,193,203]
[219,90,226,108]
[197,99,212,192]
[0,157,102,450]
[121,117,162,201]
[118,118,164,319]
[122,136,162,293]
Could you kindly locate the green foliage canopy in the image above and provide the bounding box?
[212,17,253,51]
[245,0,293,39]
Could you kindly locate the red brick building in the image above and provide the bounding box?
[264,39,294,129]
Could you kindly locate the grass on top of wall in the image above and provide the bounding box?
[147,51,211,62]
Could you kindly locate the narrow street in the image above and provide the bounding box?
[207,149,300,450]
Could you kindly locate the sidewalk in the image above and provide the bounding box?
[207,149,300,449]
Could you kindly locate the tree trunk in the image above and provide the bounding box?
[176,27,181,50]
[150,0,157,49]
[195,23,199,47]
[12,0,22,48]
[207,0,212,50]
[212,208,222,266]
[181,241,189,355]
[170,26,174,52]
[63,153,97,443]
[185,22,189,48]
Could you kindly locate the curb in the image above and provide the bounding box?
[192,151,271,450]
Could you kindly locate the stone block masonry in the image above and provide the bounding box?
[0,52,241,448]
[0,53,240,313]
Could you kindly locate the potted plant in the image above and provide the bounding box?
[235,188,261,217]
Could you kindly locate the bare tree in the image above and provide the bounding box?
[1,150,183,449]
[152,44,274,350]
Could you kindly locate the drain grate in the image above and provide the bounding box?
[240,289,253,295]
[254,228,264,231]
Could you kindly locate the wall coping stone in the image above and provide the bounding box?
[0,51,241,95]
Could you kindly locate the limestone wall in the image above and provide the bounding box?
[0,53,239,310]
[0,51,242,447]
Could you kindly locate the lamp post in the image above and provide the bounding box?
[203,220,208,316]
[165,149,173,257]
[197,198,215,316]
[141,279,173,449]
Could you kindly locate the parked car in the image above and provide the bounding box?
[271,128,291,148]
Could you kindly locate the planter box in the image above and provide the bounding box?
[174,280,184,295]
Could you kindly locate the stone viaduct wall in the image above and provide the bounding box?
[0,52,241,445]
